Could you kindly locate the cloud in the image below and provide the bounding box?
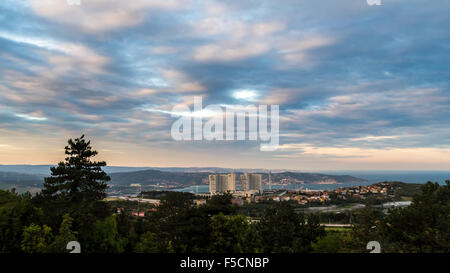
[190,16,286,62]
[0,31,109,76]
[15,112,48,121]
[277,35,335,66]
[29,0,190,33]
[193,42,271,62]
[0,0,449,169]
[160,69,206,93]
[151,46,178,55]
[275,143,450,168]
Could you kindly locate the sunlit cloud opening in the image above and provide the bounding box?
[15,114,48,121]
[232,89,259,101]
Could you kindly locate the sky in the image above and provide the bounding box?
[0,0,449,171]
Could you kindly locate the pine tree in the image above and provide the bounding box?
[42,135,110,203]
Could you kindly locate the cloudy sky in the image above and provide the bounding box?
[0,0,449,170]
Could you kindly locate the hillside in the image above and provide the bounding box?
[375,181,423,198]
[109,169,209,186]
[0,167,368,191]
[0,171,45,193]
[0,165,151,175]
[109,170,367,187]
[262,172,367,184]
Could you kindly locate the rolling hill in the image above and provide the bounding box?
[109,169,367,187]
[0,165,368,192]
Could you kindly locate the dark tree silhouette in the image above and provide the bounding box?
[42,135,110,203]
[256,201,324,253]
[35,135,111,235]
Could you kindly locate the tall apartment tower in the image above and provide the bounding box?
[268,170,272,190]
[228,173,236,192]
[241,173,263,192]
[209,173,236,194]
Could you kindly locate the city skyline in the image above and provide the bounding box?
[1,0,450,170]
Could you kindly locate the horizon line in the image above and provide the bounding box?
[0,164,450,172]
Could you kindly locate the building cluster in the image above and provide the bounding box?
[110,179,397,218]
[202,182,395,207]
[209,173,263,194]
[331,184,390,200]
[221,190,331,206]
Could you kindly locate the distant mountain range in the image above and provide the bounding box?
[0,165,152,175]
[109,169,209,186]
[109,170,367,187]
[0,165,299,175]
[264,172,367,184]
[0,172,45,193]
[0,165,367,192]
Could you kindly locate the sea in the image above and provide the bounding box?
[175,170,450,193]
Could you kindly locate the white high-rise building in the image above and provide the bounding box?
[209,173,236,194]
[268,170,272,190]
[241,173,263,192]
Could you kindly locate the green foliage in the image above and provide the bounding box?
[42,134,110,201]
[349,206,384,251]
[381,181,450,253]
[31,135,112,251]
[158,191,191,216]
[142,191,195,200]
[256,202,325,253]
[342,181,450,253]
[167,206,212,253]
[0,190,44,252]
[135,231,159,253]
[48,214,77,253]
[39,135,110,220]
[2,136,448,253]
[205,193,236,215]
[383,181,423,198]
[86,216,126,253]
[209,213,258,253]
[312,230,353,253]
[21,224,53,253]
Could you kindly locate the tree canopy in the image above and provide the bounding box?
[0,135,448,253]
